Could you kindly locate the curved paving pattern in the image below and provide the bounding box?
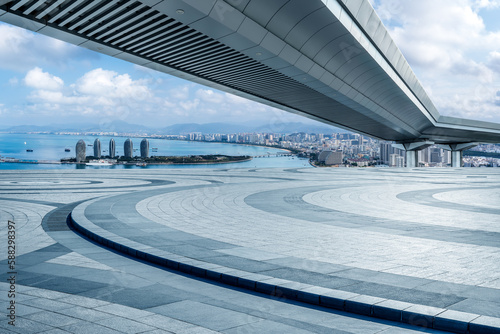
[2,168,500,333]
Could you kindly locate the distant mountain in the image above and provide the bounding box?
[159,123,252,134]
[159,122,347,134]
[2,121,351,135]
[252,122,346,134]
[86,120,153,133]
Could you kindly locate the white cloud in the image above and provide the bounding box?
[179,99,200,111]
[28,89,88,105]
[0,23,94,72]
[75,68,151,101]
[24,67,64,91]
[15,61,307,126]
[163,100,176,108]
[225,93,251,105]
[196,89,225,104]
[488,51,500,73]
[374,0,500,121]
[24,68,153,118]
[380,1,486,69]
[170,85,190,100]
[475,0,500,9]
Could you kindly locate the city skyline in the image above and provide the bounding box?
[0,1,500,130]
[60,129,500,168]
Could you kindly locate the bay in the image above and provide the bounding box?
[0,133,311,170]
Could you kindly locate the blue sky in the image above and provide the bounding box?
[1,0,500,128]
[370,0,500,121]
[0,22,308,128]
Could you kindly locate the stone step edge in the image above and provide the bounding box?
[68,210,500,334]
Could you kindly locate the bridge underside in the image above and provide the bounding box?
[1,0,500,146]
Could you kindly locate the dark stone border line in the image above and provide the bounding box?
[396,187,500,215]
[0,178,175,192]
[245,186,500,248]
[0,197,64,208]
[68,211,500,334]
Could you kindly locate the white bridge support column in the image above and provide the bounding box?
[438,143,480,168]
[406,151,419,168]
[451,151,463,168]
[393,141,434,168]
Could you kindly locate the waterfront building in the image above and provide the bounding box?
[94,138,101,158]
[124,139,133,158]
[318,150,332,163]
[76,140,85,163]
[140,139,149,158]
[109,139,115,158]
[318,150,343,166]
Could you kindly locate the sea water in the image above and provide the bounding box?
[0,133,311,170]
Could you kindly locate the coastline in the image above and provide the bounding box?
[1,156,253,166]
[59,156,254,166]
[142,156,253,165]
[0,133,310,170]
[187,139,294,154]
[151,136,296,154]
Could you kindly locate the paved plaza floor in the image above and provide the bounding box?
[1,167,500,333]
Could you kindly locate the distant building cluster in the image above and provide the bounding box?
[165,132,500,167]
[75,138,149,162]
[69,131,500,167]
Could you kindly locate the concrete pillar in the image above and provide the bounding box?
[438,143,479,168]
[393,141,434,168]
[451,151,463,168]
[406,150,419,168]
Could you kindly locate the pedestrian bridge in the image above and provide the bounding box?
[1,0,500,166]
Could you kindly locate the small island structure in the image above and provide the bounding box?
[143,155,251,165]
[63,138,252,166]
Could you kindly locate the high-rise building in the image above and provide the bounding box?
[140,139,149,158]
[390,153,401,167]
[380,142,393,165]
[109,138,115,158]
[418,148,428,164]
[124,139,133,158]
[430,147,442,164]
[443,150,450,165]
[94,138,101,158]
[76,140,86,163]
[396,155,405,167]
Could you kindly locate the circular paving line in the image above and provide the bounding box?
[68,179,500,334]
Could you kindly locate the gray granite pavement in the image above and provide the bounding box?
[2,168,499,333]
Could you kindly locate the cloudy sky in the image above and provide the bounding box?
[1,0,500,128]
[371,0,500,121]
